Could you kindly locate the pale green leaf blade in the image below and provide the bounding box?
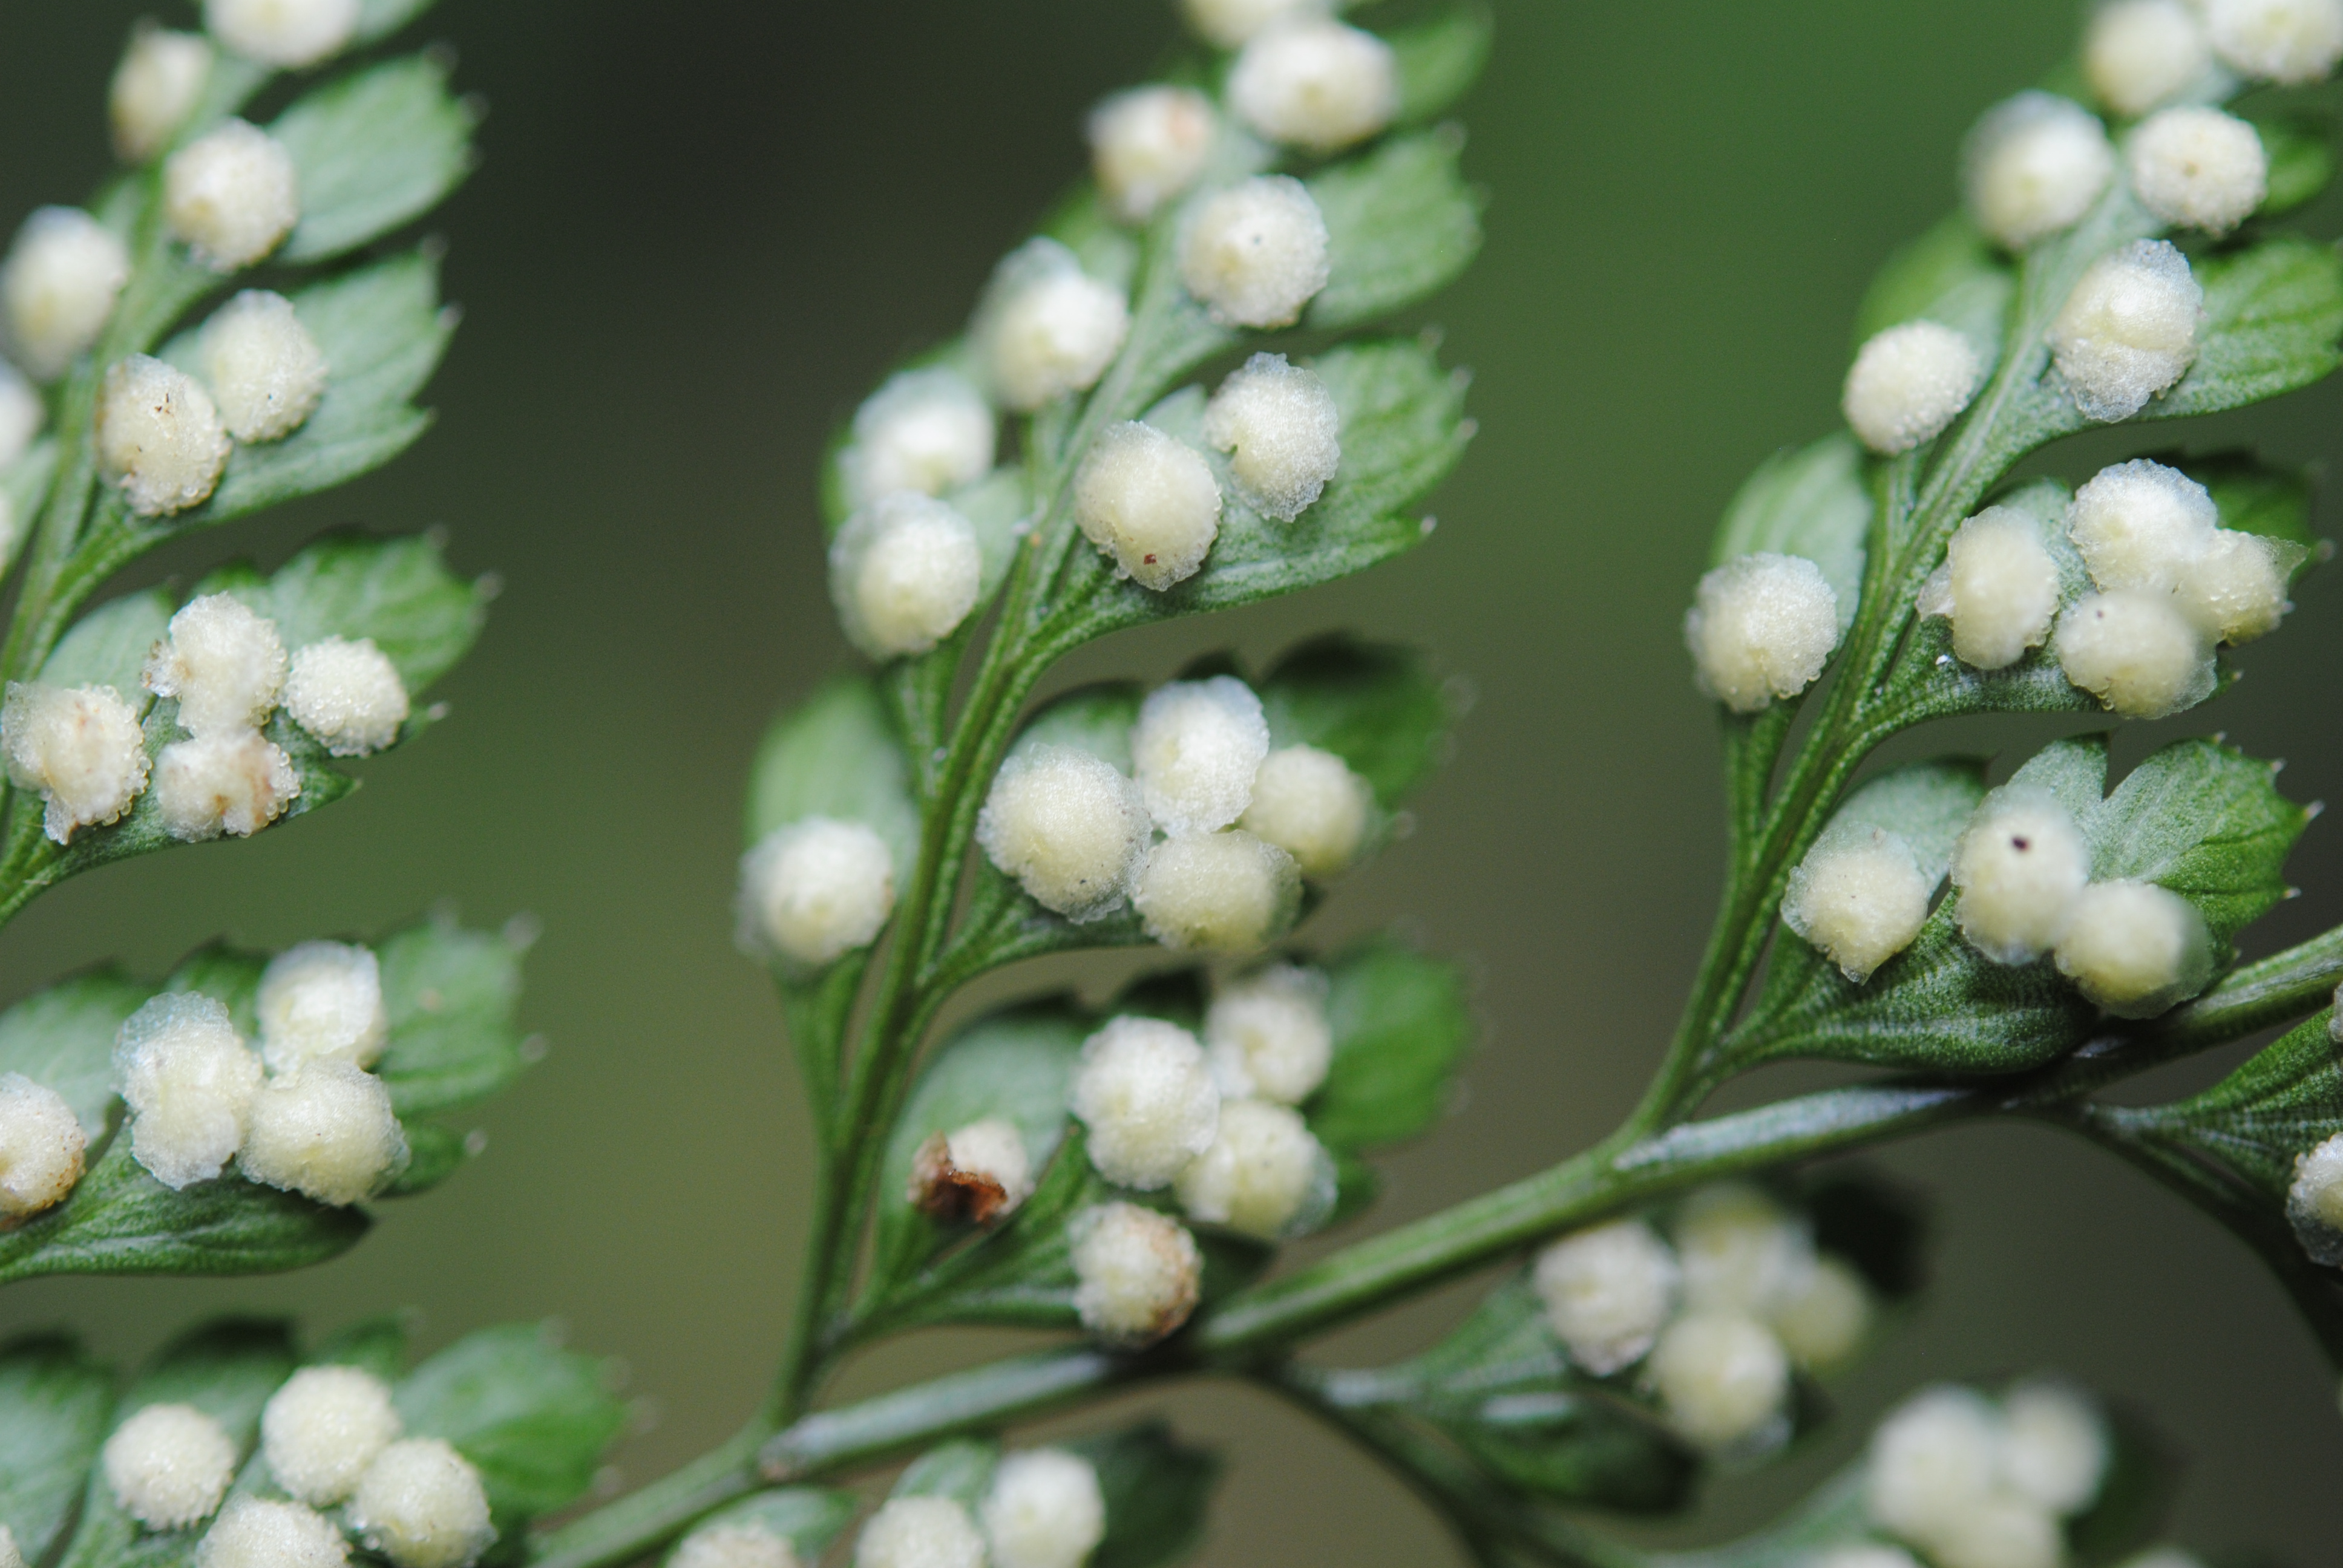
[2128,1011,2341,1201]
[162,944,266,1036]
[274,55,476,263]
[1709,433,1870,627]
[2140,235,2343,422]
[1311,941,1472,1152]
[243,531,490,691]
[1011,683,1143,773]
[41,589,172,694]
[1388,5,1493,127]
[2177,449,2319,550]
[1853,211,2013,357]
[357,0,439,44]
[1258,635,1455,807]
[890,1440,998,1508]
[372,916,531,1119]
[746,675,921,882]
[2085,738,2310,946]
[0,972,148,1138]
[2252,114,2335,217]
[395,1324,628,1528]
[1063,1422,1221,1568]
[1308,129,1484,331]
[660,1491,860,1567]
[0,1336,114,1562]
[1826,758,1990,880]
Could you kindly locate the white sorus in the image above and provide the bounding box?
[1240,744,1372,879]
[200,290,329,442]
[1841,321,1983,456]
[2048,238,2203,422]
[2054,589,2215,719]
[842,368,995,509]
[0,681,151,843]
[0,1072,87,1220]
[2066,458,2217,595]
[145,593,289,737]
[284,636,410,757]
[0,360,41,469]
[1069,1201,1204,1346]
[977,240,1129,411]
[976,745,1150,921]
[258,941,388,1073]
[112,27,214,163]
[1781,824,1932,984]
[670,1522,800,1568]
[263,1363,402,1506]
[1921,1494,2065,1568]
[1770,1255,1873,1373]
[1951,788,2094,963]
[2179,529,2295,644]
[196,1496,350,1568]
[155,731,303,841]
[1132,831,1301,953]
[909,1117,1035,1224]
[1072,420,1222,590]
[2086,0,2212,115]
[1918,507,2063,670]
[0,1530,20,1568]
[2053,878,2214,1016]
[738,817,897,967]
[166,119,301,272]
[97,354,232,517]
[1999,1379,2111,1515]
[854,1498,985,1568]
[1069,1014,1220,1190]
[1179,178,1331,330]
[1866,1385,2004,1542]
[1175,1097,1332,1238]
[1683,553,1841,713]
[1204,964,1331,1104]
[1202,354,1342,521]
[103,1403,238,1529]
[2128,108,2267,234]
[2200,0,2343,82]
[1530,1220,1682,1376]
[1965,93,2116,249]
[2286,1131,2343,1265]
[115,991,264,1189]
[1671,1182,1817,1317]
[1132,676,1270,835]
[205,0,362,68]
[3,207,131,381]
[240,1061,408,1206]
[1804,1552,1925,1568]
[1182,0,1329,48]
[1227,18,1398,154]
[980,1449,1107,1568]
[349,1439,494,1568]
[1647,1312,1792,1449]
[1089,86,1216,223]
[828,493,983,659]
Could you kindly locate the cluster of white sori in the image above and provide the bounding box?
[1684,551,1844,714]
[850,1447,1107,1568]
[1862,1380,2117,1568]
[1532,1183,1876,1452]
[0,590,410,848]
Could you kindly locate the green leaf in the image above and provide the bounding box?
[2124,1011,2342,1204]
[890,1439,998,1508]
[0,1336,114,1561]
[2253,114,2335,217]
[373,915,532,1119]
[661,1491,860,1567]
[1709,433,1871,630]
[382,1120,471,1196]
[2067,1409,2178,1568]
[163,944,265,1036]
[358,0,439,43]
[310,1315,410,1385]
[1308,129,1484,331]
[2087,737,2309,947]
[1258,635,1455,808]
[0,970,149,1138]
[223,531,490,692]
[42,589,171,694]
[2,440,58,575]
[121,1318,295,1442]
[1804,1170,1930,1301]
[1818,757,1990,883]
[396,1323,628,1534]
[1012,682,1143,773]
[1063,1422,1221,1568]
[1853,210,2014,358]
[1309,941,1472,1152]
[274,54,476,264]
[2176,450,2320,552]
[746,675,921,883]
[1388,5,1493,127]
[2140,235,2343,422]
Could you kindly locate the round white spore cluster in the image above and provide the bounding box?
[2048,238,2203,422]
[0,1526,19,1568]
[1532,1220,1682,1376]
[1228,19,1398,154]
[671,1521,800,1568]
[349,1437,495,1568]
[1069,1201,1203,1347]
[200,290,330,442]
[1179,178,1331,330]
[1866,1382,2110,1568]
[1240,744,1371,879]
[1184,0,1329,48]
[1919,507,2063,670]
[2201,0,2343,82]
[104,1402,237,1529]
[1842,322,1982,455]
[2286,1130,2343,1264]
[284,636,411,757]
[842,368,995,510]
[241,1060,408,1204]
[1089,87,1215,224]
[258,941,388,1073]
[829,493,983,659]
[115,991,263,1189]
[2128,108,2267,234]
[1951,786,2093,964]
[1072,421,1222,590]
[2066,462,2217,593]
[98,354,232,516]
[981,1449,1106,1568]
[146,593,289,737]
[977,745,1150,921]
[1866,1387,2008,1550]
[155,730,303,841]
[854,1497,984,1568]
[196,1495,350,1568]
[2086,0,2212,116]
[1132,831,1301,953]
[1672,1183,1816,1318]
[4,207,131,381]
[1683,553,1841,713]
[1648,1312,1792,1449]
[2053,878,2214,1016]
[1965,93,2116,249]
[977,240,1129,412]
[263,1363,402,1506]
[0,361,41,469]
[1204,964,1331,1104]
[1069,1014,1220,1189]
[1806,1550,1925,1568]
[1132,676,1269,835]
[1783,823,1933,983]
[0,1072,88,1219]
[738,817,897,967]
[1,681,151,844]
[2054,589,2215,719]
[909,1117,1035,1223]
[112,27,215,163]
[165,119,301,273]
[1175,1097,1331,1238]
[2185,529,2297,644]
[2000,1380,2112,1515]
[1771,1255,1875,1372]
[1203,353,1341,521]
[206,0,362,68]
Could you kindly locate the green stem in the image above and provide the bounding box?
[529,1423,770,1568]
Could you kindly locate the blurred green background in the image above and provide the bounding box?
[4,0,2342,1557]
